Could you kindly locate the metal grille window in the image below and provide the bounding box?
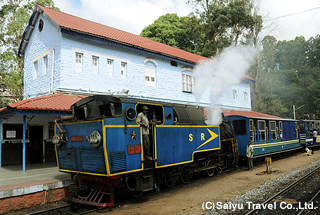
[270,121,277,140]
[107,59,113,77]
[121,62,127,79]
[145,64,156,88]
[249,119,255,141]
[258,120,266,141]
[182,73,193,92]
[92,56,99,74]
[75,52,83,73]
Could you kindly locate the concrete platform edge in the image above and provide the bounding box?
[0,180,72,199]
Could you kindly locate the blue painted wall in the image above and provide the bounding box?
[23,14,252,111]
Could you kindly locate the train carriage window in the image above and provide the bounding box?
[270,121,277,140]
[295,122,298,138]
[258,120,266,141]
[232,120,247,135]
[279,121,283,139]
[249,119,255,141]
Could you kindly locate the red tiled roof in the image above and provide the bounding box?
[36,5,254,81]
[37,5,207,64]
[223,109,283,119]
[8,93,86,111]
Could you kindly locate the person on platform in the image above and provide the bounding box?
[246,141,253,171]
[313,129,317,145]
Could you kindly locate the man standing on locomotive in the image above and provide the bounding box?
[137,106,153,161]
[246,141,253,171]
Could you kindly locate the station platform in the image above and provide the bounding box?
[0,162,72,214]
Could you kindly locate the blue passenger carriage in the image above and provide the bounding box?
[53,95,239,206]
[298,120,320,147]
[224,109,300,158]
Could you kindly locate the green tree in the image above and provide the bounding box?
[141,0,259,57]
[0,0,59,107]
[140,13,202,54]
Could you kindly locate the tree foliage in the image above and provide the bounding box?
[141,0,259,57]
[255,35,320,119]
[0,0,59,107]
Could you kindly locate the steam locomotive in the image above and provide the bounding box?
[53,95,239,207]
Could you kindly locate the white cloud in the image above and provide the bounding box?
[52,0,320,41]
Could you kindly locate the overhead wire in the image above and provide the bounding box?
[265,6,320,21]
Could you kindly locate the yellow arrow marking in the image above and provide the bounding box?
[196,128,219,150]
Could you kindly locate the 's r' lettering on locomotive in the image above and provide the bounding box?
[189,133,193,141]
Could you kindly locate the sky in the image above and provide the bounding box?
[52,0,320,41]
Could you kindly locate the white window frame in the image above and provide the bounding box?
[233,89,237,100]
[75,52,83,73]
[182,73,193,92]
[107,59,113,77]
[270,121,277,140]
[34,61,38,79]
[121,62,127,79]
[258,120,266,141]
[92,56,99,74]
[279,121,283,139]
[244,90,248,102]
[249,119,254,141]
[43,55,48,74]
[145,64,156,88]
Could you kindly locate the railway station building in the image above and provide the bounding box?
[0,5,255,170]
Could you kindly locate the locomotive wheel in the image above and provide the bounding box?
[130,190,143,198]
[205,160,215,177]
[163,168,178,188]
[216,166,223,174]
[179,165,191,184]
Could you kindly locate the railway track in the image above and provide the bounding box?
[25,203,104,215]
[245,166,320,215]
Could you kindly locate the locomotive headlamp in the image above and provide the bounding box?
[52,135,61,145]
[87,130,101,148]
[52,133,67,147]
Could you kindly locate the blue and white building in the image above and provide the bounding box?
[19,4,254,111]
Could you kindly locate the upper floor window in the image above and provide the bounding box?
[145,64,156,88]
[107,59,113,77]
[244,90,248,102]
[34,61,38,79]
[92,56,99,74]
[233,89,237,100]
[121,62,127,79]
[182,73,193,92]
[75,52,83,73]
[43,55,48,74]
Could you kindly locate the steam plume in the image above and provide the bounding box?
[193,45,257,125]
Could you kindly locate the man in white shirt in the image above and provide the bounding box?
[246,141,253,171]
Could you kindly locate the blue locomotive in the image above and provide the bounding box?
[53,95,239,206]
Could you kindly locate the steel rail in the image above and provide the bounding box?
[245,165,320,215]
[296,188,320,215]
